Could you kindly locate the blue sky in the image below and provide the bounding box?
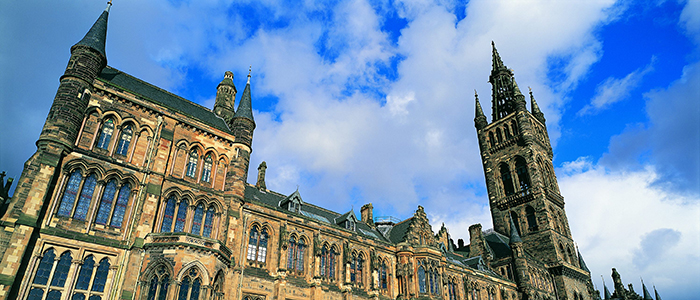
[1,0,699,299]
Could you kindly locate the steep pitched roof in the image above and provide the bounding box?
[73,4,110,59]
[98,67,231,133]
[243,185,388,242]
[386,217,413,243]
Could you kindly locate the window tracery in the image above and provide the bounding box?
[201,155,213,183]
[286,236,305,273]
[350,252,363,286]
[186,150,199,178]
[96,119,114,150]
[94,180,131,228]
[116,124,133,156]
[247,225,269,264]
[146,265,171,300]
[177,268,202,300]
[320,244,337,280]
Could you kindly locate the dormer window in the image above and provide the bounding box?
[288,202,301,213]
[345,220,355,231]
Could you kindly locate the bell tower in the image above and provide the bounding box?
[475,42,592,299]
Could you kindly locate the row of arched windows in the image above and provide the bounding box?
[56,169,132,229]
[185,150,213,183]
[447,278,459,300]
[287,236,306,273]
[487,120,518,149]
[499,156,531,197]
[27,249,111,300]
[85,113,152,167]
[417,265,440,295]
[171,143,228,191]
[320,245,337,280]
[159,196,218,239]
[144,264,223,300]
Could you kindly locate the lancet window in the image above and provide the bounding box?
[201,155,213,183]
[247,225,269,264]
[72,256,111,300]
[350,252,364,286]
[186,150,198,178]
[146,265,171,300]
[177,268,202,300]
[380,260,388,290]
[96,119,114,150]
[286,236,305,273]
[94,179,131,228]
[320,245,337,280]
[57,170,122,224]
[116,124,133,156]
[515,157,531,191]
[500,163,515,196]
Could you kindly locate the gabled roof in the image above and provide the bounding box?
[334,210,358,225]
[98,67,232,133]
[279,190,303,207]
[484,230,512,259]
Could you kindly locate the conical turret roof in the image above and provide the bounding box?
[509,215,522,244]
[234,68,255,122]
[604,284,611,300]
[73,3,111,59]
[642,282,653,300]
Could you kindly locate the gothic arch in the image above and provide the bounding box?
[177,261,210,286]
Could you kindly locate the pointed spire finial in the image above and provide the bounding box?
[474,89,487,129]
[74,3,111,60]
[654,285,662,300]
[247,65,251,84]
[491,41,506,71]
[508,212,522,244]
[234,65,255,122]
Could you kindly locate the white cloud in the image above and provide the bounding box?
[559,158,700,298]
[578,57,656,116]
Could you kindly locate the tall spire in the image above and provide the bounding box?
[576,246,590,272]
[73,1,112,60]
[529,87,546,124]
[654,286,662,300]
[603,283,611,300]
[642,280,653,300]
[491,41,506,71]
[234,66,255,122]
[489,42,520,120]
[474,90,487,130]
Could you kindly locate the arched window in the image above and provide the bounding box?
[110,183,131,228]
[201,155,213,183]
[504,126,511,139]
[160,197,176,232]
[174,200,188,232]
[380,261,388,290]
[296,239,305,272]
[186,150,199,178]
[96,119,114,150]
[191,204,204,235]
[74,256,110,300]
[320,246,334,278]
[567,247,574,264]
[418,266,426,293]
[488,132,495,148]
[116,124,133,156]
[26,249,72,300]
[500,163,515,196]
[146,266,170,300]
[177,268,202,300]
[247,226,268,263]
[515,157,531,191]
[526,205,537,231]
[428,269,435,294]
[57,170,83,217]
[559,243,567,262]
[287,236,295,270]
[350,252,363,286]
[496,128,503,143]
[95,180,117,225]
[73,174,97,220]
[202,207,215,238]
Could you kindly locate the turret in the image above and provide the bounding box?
[231,67,255,148]
[213,71,237,123]
[529,87,546,125]
[38,3,111,152]
[642,281,653,300]
[474,90,488,130]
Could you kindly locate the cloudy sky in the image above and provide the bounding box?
[1,0,698,298]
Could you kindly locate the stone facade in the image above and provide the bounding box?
[0,6,607,300]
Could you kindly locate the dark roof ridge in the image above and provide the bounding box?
[98,66,232,133]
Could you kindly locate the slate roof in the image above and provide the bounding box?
[234,80,254,122]
[98,66,232,133]
[74,5,110,58]
[386,217,413,243]
[244,185,388,243]
[484,230,512,259]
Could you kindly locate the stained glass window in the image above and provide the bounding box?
[258,228,268,263]
[247,226,259,261]
[50,251,73,287]
[190,279,201,300]
[158,275,170,300]
[418,266,426,293]
[74,174,97,220]
[96,119,114,150]
[73,293,86,300]
[116,124,133,156]
[110,184,130,228]
[46,290,62,300]
[178,277,190,300]
[296,239,304,271]
[27,289,43,300]
[186,150,198,178]
[202,207,214,238]
[329,249,335,278]
[75,256,95,290]
[287,237,295,270]
[147,277,158,300]
[95,180,117,225]
[381,261,387,290]
[356,255,363,286]
[57,170,82,217]
[350,254,356,283]
[89,295,101,300]
[201,155,212,182]
[33,249,55,285]
[161,198,176,232]
[92,258,110,292]
[320,246,327,277]
[191,204,204,235]
[174,201,188,232]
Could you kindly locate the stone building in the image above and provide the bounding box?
[0,4,604,300]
